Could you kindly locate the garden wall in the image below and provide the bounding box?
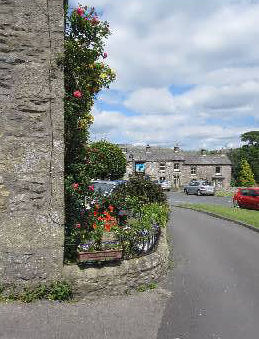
[0,0,64,285]
[63,227,169,296]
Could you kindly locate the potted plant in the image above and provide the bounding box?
[76,206,123,262]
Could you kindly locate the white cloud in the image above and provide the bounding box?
[69,0,259,149]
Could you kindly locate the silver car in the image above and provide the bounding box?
[160,180,171,191]
[184,180,215,196]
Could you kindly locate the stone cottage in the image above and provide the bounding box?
[120,145,232,189]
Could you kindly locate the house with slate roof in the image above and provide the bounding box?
[119,145,232,189]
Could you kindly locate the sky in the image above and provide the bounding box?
[69,0,259,150]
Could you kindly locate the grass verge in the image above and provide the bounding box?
[177,203,259,228]
[215,191,234,197]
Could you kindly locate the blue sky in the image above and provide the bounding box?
[69,0,259,149]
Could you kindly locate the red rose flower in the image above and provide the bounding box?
[108,205,114,212]
[72,183,79,190]
[76,7,84,17]
[73,90,82,98]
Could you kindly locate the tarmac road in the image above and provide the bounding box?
[168,191,233,207]
[158,207,259,339]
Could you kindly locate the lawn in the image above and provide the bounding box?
[177,203,259,229]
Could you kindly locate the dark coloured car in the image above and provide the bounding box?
[233,187,259,210]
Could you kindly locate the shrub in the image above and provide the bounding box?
[85,140,127,180]
[112,176,167,206]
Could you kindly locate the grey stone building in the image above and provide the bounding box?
[121,145,232,189]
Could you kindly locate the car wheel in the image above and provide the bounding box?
[233,200,240,208]
[185,189,189,195]
[197,190,201,196]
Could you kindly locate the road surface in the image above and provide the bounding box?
[168,191,233,207]
[158,207,259,339]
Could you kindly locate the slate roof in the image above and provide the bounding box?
[119,145,232,165]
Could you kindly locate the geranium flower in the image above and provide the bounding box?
[104,223,111,232]
[93,223,97,229]
[76,7,85,17]
[94,211,98,217]
[73,90,82,98]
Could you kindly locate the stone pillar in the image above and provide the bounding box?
[0,0,64,284]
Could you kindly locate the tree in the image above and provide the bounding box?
[85,141,127,180]
[237,159,255,187]
[229,130,259,185]
[241,131,259,146]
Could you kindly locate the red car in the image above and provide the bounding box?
[233,187,259,210]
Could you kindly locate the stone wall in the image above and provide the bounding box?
[0,0,64,285]
[63,227,169,296]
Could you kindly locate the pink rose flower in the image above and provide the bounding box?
[72,183,79,190]
[73,90,82,98]
[88,185,94,191]
[76,7,85,17]
[103,52,108,59]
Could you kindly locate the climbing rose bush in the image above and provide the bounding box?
[63,4,116,259]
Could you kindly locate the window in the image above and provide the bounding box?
[215,166,221,175]
[191,165,197,175]
[160,163,166,171]
[174,163,179,171]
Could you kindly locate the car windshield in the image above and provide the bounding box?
[201,181,212,186]
[251,189,259,197]
[92,182,116,195]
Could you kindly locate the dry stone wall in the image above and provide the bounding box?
[0,0,64,284]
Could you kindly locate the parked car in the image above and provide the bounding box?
[233,187,259,210]
[160,180,171,191]
[184,180,215,196]
[91,180,124,196]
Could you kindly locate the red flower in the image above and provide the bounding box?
[76,7,85,17]
[88,185,94,191]
[104,223,111,232]
[108,205,114,212]
[93,223,97,229]
[94,211,98,217]
[75,223,81,229]
[72,183,79,190]
[73,90,82,98]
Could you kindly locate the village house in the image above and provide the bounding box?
[119,145,232,189]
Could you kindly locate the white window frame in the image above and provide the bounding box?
[174,162,180,171]
[190,165,197,175]
[159,162,166,172]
